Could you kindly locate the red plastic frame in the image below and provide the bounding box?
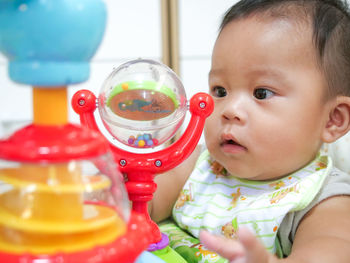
[72,90,214,244]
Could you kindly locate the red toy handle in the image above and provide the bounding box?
[72,90,214,244]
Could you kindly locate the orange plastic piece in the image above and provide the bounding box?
[33,87,68,125]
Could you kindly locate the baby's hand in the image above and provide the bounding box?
[199,228,277,263]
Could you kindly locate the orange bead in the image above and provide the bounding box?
[122,83,129,90]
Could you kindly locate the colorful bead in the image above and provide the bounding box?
[122,83,129,90]
[146,139,153,146]
[128,133,157,148]
[138,140,146,147]
[152,138,159,145]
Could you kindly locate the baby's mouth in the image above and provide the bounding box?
[220,135,247,152]
[221,139,242,147]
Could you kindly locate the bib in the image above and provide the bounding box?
[173,150,331,253]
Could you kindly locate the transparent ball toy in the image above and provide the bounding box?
[98,59,187,149]
[0,153,130,254]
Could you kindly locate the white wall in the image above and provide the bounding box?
[179,0,234,99]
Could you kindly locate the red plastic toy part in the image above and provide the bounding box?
[72,90,214,245]
[0,211,151,263]
[72,90,214,173]
[0,124,109,163]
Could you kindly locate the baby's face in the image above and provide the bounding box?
[205,16,332,180]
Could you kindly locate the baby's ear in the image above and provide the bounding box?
[322,96,350,143]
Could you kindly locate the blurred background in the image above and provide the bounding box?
[0,0,234,136]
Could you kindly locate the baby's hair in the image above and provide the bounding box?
[220,0,350,98]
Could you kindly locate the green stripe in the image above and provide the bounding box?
[232,200,295,214]
[196,166,206,174]
[194,191,232,200]
[257,233,276,238]
[184,218,278,231]
[178,200,228,209]
[189,177,266,190]
[174,210,233,220]
[107,80,178,107]
[239,218,277,225]
[265,244,275,251]
[181,225,218,231]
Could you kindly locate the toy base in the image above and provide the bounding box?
[148,233,169,251]
[9,61,90,86]
[152,246,187,263]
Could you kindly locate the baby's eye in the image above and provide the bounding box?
[253,88,274,100]
[211,86,227,98]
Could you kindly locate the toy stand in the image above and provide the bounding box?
[72,60,214,262]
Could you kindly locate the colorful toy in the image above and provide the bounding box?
[0,1,152,262]
[98,60,188,149]
[72,59,214,262]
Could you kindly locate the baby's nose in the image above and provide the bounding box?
[221,97,247,123]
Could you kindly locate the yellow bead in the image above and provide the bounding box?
[138,140,145,147]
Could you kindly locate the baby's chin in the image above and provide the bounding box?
[224,167,281,181]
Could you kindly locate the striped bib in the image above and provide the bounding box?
[173,150,331,253]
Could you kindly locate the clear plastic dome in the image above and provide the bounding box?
[0,153,129,255]
[98,59,187,149]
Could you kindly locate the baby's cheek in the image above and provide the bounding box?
[204,122,217,143]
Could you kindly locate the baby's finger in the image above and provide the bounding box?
[199,230,246,262]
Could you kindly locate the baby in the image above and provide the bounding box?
[150,0,350,262]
